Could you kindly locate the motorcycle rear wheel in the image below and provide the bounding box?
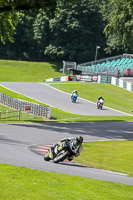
[53,151,68,163]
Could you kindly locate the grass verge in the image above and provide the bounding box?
[74,140,133,177]
[0,104,44,122]
[0,85,133,122]
[0,60,61,82]
[51,82,133,115]
[0,164,133,200]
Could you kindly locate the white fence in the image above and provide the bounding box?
[0,93,51,118]
[111,77,133,92]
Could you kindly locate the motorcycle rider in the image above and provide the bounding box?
[50,136,83,161]
[71,90,78,102]
[97,95,104,109]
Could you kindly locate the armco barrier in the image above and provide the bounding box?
[0,93,51,118]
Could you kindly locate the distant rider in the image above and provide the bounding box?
[71,90,78,102]
[50,136,83,161]
[97,95,104,109]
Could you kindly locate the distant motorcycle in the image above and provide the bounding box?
[71,94,78,103]
[44,140,81,163]
[97,99,104,110]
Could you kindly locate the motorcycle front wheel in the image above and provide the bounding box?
[53,151,68,163]
[74,98,76,103]
[44,154,51,161]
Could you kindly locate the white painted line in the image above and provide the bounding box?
[41,83,132,116]
[1,82,132,116]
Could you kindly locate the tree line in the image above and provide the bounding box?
[0,0,132,63]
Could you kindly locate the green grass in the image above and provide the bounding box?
[0,84,133,122]
[0,59,133,121]
[0,60,133,197]
[51,82,133,115]
[0,164,133,200]
[74,140,133,177]
[0,104,45,122]
[0,85,86,122]
[0,60,61,82]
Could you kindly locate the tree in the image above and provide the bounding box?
[0,0,57,12]
[33,11,52,59]
[34,0,106,63]
[101,0,133,53]
[0,10,19,43]
[0,0,57,43]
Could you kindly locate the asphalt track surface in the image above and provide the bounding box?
[0,82,133,185]
[0,82,130,116]
[0,122,133,185]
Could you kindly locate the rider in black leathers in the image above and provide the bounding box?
[50,136,83,161]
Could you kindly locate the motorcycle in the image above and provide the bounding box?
[71,94,78,103]
[97,99,104,110]
[44,140,80,163]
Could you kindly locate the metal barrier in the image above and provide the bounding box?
[0,93,51,118]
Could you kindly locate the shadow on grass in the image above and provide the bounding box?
[49,61,62,73]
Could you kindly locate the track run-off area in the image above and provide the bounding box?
[0,82,133,185]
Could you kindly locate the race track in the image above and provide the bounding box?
[0,82,130,116]
[0,82,133,185]
[0,122,133,185]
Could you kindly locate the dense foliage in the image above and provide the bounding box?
[0,0,57,43]
[102,0,133,53]
[0,0,132,63]
[34,0,105,62]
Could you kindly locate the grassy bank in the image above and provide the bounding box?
[74,140,133,177]
[0,85,85,122]
[0,104,44,122]
[0,85,133,122]
[0,59,133,121]
[51,82,133,115]
[0,84,133,122]
[0,60,61,82]
[0,164,133,200]
[0,60,133,198]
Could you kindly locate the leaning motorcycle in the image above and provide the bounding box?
[97,99,104,110]
[44,140,80,163]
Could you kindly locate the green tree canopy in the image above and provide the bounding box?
[0,0,57,43]
[102,0,133,53]
[34,0,105,63]
[0,0,56,12]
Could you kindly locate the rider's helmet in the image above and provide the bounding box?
[76,136,83,145]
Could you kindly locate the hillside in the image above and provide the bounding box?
[0,60,61,82]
